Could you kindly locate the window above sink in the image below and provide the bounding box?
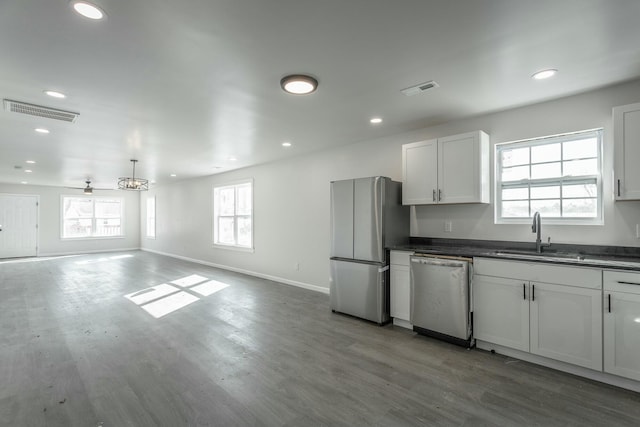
[494,128,603,226]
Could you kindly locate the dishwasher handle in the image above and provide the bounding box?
[410,256,470,268]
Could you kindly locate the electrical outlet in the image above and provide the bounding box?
[444,221,452,233]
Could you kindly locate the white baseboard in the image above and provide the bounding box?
[141,248,330,295]
[476,340,640,393]
[38,247,140,257]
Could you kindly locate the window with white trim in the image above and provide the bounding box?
[146,196,156,239]
[495,128,603,224]
[213,180,253,249]
[62,196,124,238]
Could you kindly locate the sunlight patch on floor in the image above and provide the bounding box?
[75,254,134,265]
[141,291,200,318]
[190,280,229,296]
[124,284,180,306]
[170,274,208,287]
[124,273,231,318]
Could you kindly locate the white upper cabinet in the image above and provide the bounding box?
[402,131,490,205]
[613,102,640,200]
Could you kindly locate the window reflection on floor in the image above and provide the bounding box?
[75,254,135,265]
[124,274,230,318]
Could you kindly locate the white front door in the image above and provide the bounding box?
[0,194,38,258]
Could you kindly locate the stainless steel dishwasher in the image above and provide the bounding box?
[410,255,472,347]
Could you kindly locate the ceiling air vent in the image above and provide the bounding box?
[3,99,79,123]
[401,80,440,97]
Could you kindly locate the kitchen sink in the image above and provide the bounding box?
[493,250,585,261]
[492,250,640,268]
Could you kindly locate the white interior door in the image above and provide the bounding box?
[0,194,38,258]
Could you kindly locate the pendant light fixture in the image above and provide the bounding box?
[118,159,149,191]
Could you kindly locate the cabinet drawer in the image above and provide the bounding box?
[474,257,601,289]
[390,250,413,266]
[604,270,640,294]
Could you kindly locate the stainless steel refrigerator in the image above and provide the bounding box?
[329,176,409,324]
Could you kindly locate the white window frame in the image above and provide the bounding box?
[146,196,156,239]
[212,179,254,252]
[494,128,603,226]
[60,195,125,239]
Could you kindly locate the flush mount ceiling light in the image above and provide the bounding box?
[532,69,557,80]
[280,74,318,95]
[71,1,106,20]
[118,159,149,191]
[282,142,292,147]
[370,117,383,124]
[44,90,66,99]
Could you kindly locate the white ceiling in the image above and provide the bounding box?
[2,0,640,189]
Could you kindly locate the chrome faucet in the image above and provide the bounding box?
[532,211,551,253]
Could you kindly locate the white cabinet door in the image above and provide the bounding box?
[604,291,640,381]
[530,282,602,370]
[402,139,438,205]
[438,131,489,204]
[613,102,640,200]
[390,265,411,322]
[473,275,529,352]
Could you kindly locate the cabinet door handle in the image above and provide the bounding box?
[523,283,526,300]
[438,189,442,201]
[617,179,621,197]
[608,294,611,313]
[532,284,535,301]
[432,189,436,202]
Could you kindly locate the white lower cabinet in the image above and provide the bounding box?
[473,258,603,371]
[390,250,413,327]
[473,275,529,351]
[604,271,640,381]
[530,282,602,370]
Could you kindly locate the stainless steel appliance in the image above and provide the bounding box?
[410,255,473,347]
[330,177,409,324]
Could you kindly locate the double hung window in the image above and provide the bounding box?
[213,180,253,249]
[62,196,124,238]
[495,129,603,224]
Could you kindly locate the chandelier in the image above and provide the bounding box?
[118,159,149,191]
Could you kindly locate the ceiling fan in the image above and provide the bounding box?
[66,180,113,194]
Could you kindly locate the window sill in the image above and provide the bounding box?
[213,244,254,253]
[495,218,604,226]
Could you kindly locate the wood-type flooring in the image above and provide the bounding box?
[1,251,639,426]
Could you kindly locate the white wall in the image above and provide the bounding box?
[142,79,640,291]
[0,183,140,256]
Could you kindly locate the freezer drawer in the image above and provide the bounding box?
[410,256,470,342]
[330,259,389,324]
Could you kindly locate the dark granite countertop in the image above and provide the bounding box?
[389,238,640,271]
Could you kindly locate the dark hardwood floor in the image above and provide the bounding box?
[1,250,639,426]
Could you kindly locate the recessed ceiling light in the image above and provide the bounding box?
[26,160,36,164]
[44,90,66,99]
[21,181,28,185]
[71,1,106,20]
[532,69,557,80]
[170,174,177,177]
[228,157,237,161]
[282,142,292,147]
[370,117,383,124]
[280,74,318,95]
[35,128,50,134]
[25,169,33,173]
